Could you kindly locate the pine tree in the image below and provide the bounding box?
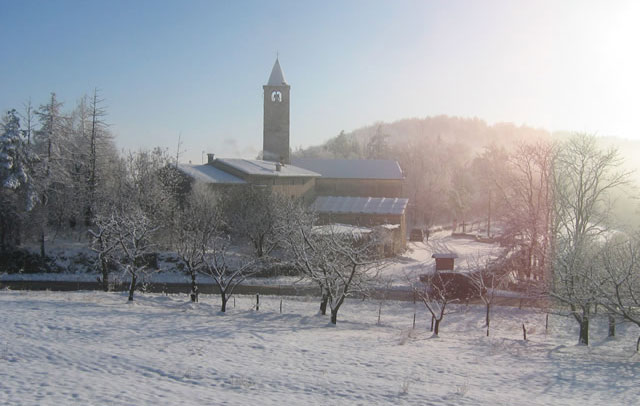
[0,109,38,250]
[33,92,68,256]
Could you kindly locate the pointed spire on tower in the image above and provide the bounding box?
[267,57,287,86]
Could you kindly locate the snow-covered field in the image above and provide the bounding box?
[1,290,638,405]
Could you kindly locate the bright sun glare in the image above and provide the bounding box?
[570,2,640,138]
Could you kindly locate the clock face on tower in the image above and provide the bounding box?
[271,90,282,102]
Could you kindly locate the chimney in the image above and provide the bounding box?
[275,162,282,172]
[207,153,215,164]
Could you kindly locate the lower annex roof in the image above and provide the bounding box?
[311,196,409,216]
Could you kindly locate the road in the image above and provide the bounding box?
[0,279,542,306]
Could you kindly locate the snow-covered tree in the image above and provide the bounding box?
[171,183,218,303]
[89,148,173,300]
[93,209,158,301]
[199,233,258,313]
[414,270,461,336]
[191,193,261,312]
[220,187,286,258]
[32,93,71,256]
[595,235,640,350]
[72,89,114,225]
[280,202,333,314]
[290,223,383,324]
[88,217,120,292]
[0,109,38,250]
[465,256,511,336]
[551,134,631,345]
[495,140,554,282]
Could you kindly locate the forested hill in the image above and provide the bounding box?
[293,115,550,160]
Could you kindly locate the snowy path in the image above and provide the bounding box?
[1,290,638,405]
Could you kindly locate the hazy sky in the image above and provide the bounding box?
[1,0,639,163]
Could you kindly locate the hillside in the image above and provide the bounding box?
[294,115,550,160]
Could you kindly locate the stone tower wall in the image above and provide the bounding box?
[263,84,290,164]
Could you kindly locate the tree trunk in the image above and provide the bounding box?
[0,222,6,252]
[101,256,109,292]
[487,190,491,237]
[330,308,338,325]
[40,229,46,259]
[190,272,198,303]
[220,291,227,312]
[485,302,491,328]
[433,318,441,336]
[578,311,589,345]
[608,314,615,337]
[319,292,328,315]
[14,221,20,247]
[128,273,137,301]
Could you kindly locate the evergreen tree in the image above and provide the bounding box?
[33,92,69,256]
[0,109,38,250]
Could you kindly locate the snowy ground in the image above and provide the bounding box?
[1,290,639,405]
[382,231,503,288]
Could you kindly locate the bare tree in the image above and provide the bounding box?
[19,99,36,146]
[297,224,382,324]
[449,165,473,233]
[551,134,631,345]
[171,184,218,302]
[413,270,460,336]
[465,256,511,336]
[93,209,159,301]
[494,140,554,282]
[596,235,640,350]
[88,222,119,292]
[280,201,334,314]
[84,88,109,225]
[199,231,258,313]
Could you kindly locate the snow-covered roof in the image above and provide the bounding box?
[378,224,401,231]
[216,158,320,178]
[267,58,287,86]
[312,196,409,215]
[176,164,246,184]
[312,223,372,237]
[432,253,458,259]
[291,158,404,180]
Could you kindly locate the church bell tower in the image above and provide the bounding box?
[263,58,290,164]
